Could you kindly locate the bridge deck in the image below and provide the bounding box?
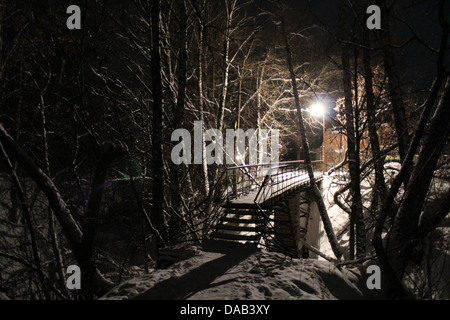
[228,171,323,206]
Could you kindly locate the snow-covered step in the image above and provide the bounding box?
[209,232,259,242]
[221,217,258,224]
[214,224,259,232]
[223,208,259,215]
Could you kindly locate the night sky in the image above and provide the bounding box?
[309,0,449,87]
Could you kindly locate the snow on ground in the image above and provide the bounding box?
[101,169,398,301]
[318,161,402,258]
[318,173,349,258]
[101,241,377,300]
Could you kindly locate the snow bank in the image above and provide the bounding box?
[101,243,371,300]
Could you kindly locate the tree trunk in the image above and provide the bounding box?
[39,99,67,297]
[257,65,265,164]
[198,19,210,196]
[352,46,366,259]
[216,0,236,133]
[81,144,126,298]
[0,122,83,245]
[388,77,450,279]
[150,0,167,242]
[378,1,410,162]
[169,0,188,242]
[340,29,356,260]
[362,26,387,212]
[338,0,365,259]
[281,19,342,260]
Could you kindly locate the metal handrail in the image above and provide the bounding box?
[165,160,323,246]
[252,161,323,249]
[254,161,322,205]
[226,160,306,170]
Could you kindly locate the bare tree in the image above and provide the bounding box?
[280,16,343,260]
[150,0,166,243]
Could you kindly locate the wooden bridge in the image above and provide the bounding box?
[166,161,324,258]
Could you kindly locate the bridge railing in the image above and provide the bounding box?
[163,160,323,246]
[253,160,322,254]
[254,160,322,207]
[223,162,273,201]
[223,160,322,202]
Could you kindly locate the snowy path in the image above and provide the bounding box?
[102,241,371,300]
[130,241,256,300]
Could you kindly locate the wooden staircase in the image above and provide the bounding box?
[210,206,260,242]
[209,200,299,257]
[166,161,323,258]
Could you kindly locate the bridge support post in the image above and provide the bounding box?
[303,189,321,258]
[282,184,321,259]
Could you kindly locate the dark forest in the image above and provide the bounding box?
[0,0,449,301]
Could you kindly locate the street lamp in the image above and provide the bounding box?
[310,102,326,174]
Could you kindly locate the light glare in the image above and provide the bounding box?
[310,102,325,117]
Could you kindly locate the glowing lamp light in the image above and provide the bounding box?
[310,102,325,117]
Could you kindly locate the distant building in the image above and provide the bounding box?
[323,124,397,169]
